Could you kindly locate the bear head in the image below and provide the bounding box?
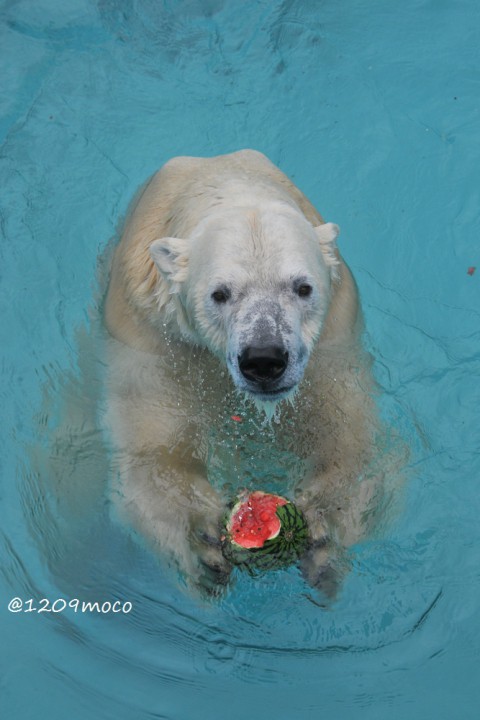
[149,201,339,403]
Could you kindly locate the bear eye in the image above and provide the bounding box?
[296,283,313,298]
[211,287,230,303]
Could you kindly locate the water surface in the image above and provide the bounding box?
[1,1,480,718]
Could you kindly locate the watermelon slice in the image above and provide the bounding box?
[222,490,309,572]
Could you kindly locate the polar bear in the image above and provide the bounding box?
[103,149,384,596]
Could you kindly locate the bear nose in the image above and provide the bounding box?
[238,346,289,383]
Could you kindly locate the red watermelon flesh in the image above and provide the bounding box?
[227,491,288,549]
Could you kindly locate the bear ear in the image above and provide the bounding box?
[314,222,340,277]
[150,237,189,288]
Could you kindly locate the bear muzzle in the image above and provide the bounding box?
[238,345,289,387]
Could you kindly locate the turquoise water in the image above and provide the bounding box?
[1,0,480,718]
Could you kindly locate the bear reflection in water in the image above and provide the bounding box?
[103,149,400,598]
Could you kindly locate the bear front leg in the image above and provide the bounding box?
[186,475,232,595]
[294,493,346,600]
[295,472,377,599]
[111,451,231,596]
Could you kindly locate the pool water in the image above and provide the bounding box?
[1,0,480,718]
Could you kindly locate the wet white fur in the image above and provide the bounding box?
[103,150,386,590]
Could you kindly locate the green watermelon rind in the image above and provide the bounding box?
[222,500,309,573]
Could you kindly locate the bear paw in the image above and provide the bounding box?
[300,540,350,602]
[189,520,232,597]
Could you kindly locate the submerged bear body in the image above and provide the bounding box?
[103,150,382,595]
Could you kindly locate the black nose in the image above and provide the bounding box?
[238,346,289,383]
